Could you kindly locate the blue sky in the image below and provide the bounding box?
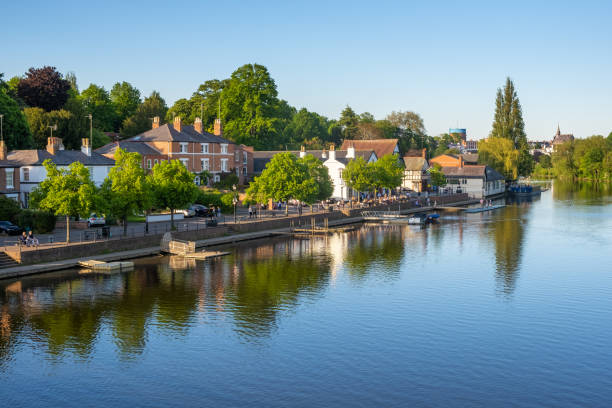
[2,0,611,140]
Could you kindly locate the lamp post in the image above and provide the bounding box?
[232,184,238,224]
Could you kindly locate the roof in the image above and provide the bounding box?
[553,134,574,144]
[460,153,479,164]
[340,139,399,158]
[7,149,115,166]
[0,160,22,168]
[128,123,234,144]
[95,141,162,156]
[404,148,426,158]
[252,149,375,173]
[402,157,427,171]
[441,165,504,181]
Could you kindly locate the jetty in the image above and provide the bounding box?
[160,232,230,260]
[78,260,134,272]
[463,204,506,213]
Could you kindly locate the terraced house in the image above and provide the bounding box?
[97,117,253,185]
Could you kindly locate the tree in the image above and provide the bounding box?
[147,160,198,228]
[221,64,283,149]
[371,154,403,195]
[284,108,329,149]
[31,160,96,243]
[17,66,71,111]
[387,111,427,152]
[110,82,141,125]
[339,105,359,140]
[478,137,519,180]
[100,149,151,236]
[298,154,333,203]
[489,77,532,176]
[80,84,118,131]
[342,156,373,200]
[246,152,313,214]
[0,90,34,149]
[166,98,194,124]
[120,91,168,138]
[428,163,447,188]
[23,107,85,149]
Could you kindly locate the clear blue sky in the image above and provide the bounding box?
[2,0,611,140]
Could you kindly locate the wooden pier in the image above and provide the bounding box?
[78,259,134,272]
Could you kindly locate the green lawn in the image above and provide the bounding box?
[126,215,146,223]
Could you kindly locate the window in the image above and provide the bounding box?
[236,167,240,176]
[180,143,188,153]
[5,168,14,189]
[221,144,228,154]
[235,151,240,162]
[214,175,220,183]
[201,158,209,171]
[180,158,189,168]
[154,159,159,165]
[201,143,209,153]
[338,169,343,179]
[147,159,152,169]
[243,151,248,165]
[221,158,228,172]
[22,168,29,182]
[242,167,247,176]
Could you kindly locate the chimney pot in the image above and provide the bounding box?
[194,117,203,134]
[0,141,6,161]
[173,116,182,132]
[152,116,160,129]
[81,138,92,156]
[46,137,64,155]
[214,118,223,136]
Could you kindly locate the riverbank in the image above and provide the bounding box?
[0,194,477,280]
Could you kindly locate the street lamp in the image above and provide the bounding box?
[232,184,238,223]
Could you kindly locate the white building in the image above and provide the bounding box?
[316,145,377,200]
[440,165,505,198]
[7,137,115,207]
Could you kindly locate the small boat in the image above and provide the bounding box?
[408,213,439,224]
[508,185,542,197]
[464,204,505,213]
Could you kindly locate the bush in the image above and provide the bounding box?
[220,193,236,213]
[213,173,239,190]
[0,196,21,223]
[194,188,236,213]
[17,209,56,233]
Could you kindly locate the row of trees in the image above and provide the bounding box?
[31,150,199,242]
[534,134,612,180]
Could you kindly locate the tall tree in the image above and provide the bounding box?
[339,105,359,140]
[110,82,141,126]
[284,108,329,149]
[100,149,151,236]
[478,137,519,180]
[120,91,167,138]
[147,160,198,228]
[386,111,427,152]
[0,90,34,149]
[31,160,96,243]
[80,84,118,131]
[17,66,71,111]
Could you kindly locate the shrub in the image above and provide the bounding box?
[195,189,223,208]
[17,209,56,233]
[213,173,239,190]
[0,196,22,223]
[220,193,236,213]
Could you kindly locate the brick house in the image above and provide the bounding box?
[0,141,21,202]
[97,116,254,185]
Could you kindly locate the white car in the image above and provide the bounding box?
[87,213,106,227]
[178,208,195,218]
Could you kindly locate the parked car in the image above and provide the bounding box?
[189,204,208,217]
[178,208,195,218]
[87,213,106,227]
[0,221,24,235]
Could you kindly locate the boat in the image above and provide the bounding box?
[408,213,439,224]
[464,204,505,213]
[508,184,542,197]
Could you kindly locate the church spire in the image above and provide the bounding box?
[556,124,561,136]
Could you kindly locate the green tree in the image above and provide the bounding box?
[428,163,447,188]
[478,137,519,180]
[386,111,427,152]
[371,154,404,195]
[80,84,118,131]
[246,152,313,214]
[110,82,141,126]
[284,108,329,149]
[342,156,373,200]
[165,98,194,124]
[0,90,34,149]
[31,160,96,243]
[120,91,168,138]
[339,105,359,140]
[147,160,198,228]
[100,148,152,236]
[298,154,333,203]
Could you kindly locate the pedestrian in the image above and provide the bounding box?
[248,205,252,219]
[216,206,221,217]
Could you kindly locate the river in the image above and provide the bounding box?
[1,181,611,407]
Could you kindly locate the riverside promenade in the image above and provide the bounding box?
[0,194,476,280]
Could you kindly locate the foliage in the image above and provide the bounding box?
[100,149,152,235]
[80,84,118,131]
[478,137,519,180]
[220,192,236,212]
[147,160,198,227]
[284,108,329,149]
[550,135,612,181]
[0,90,34,149]
[195,188,224,210]
[0,195,22,223]
[298,154,333,203]
[342,156,373,194]
[428,163,447,187]
[213,172,240,190]
[371,154,403,192]
[16,209,56,233]
[23,107,79,149]
[110,81,141,125]
[120,91,168,138]
[338,105,359,140]
[17,66,71,111]
[31,160,96,242]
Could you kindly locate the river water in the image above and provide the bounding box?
[1,182,611,407]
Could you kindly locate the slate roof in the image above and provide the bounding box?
[95,141,162,156]
[403,157,427,171]
[460,153,479,164]
[7,149,115,166]
[128,123,233,144]
[441,165,504,181]
[340,139,399,158]
[0,160,22,168]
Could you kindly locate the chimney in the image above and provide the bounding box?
[421,148,426,159]
[152,116,160,129]
[346,143,355,159]
[0,140,6,161]
[322,150,327,159]
[173,116,182,132]
[46,137,64,155]
[194,117,203,134]
[214,118,223,136]
[299,146,306,158]
[81,138,92,156]
[328,144,336,161]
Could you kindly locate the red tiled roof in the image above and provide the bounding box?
[340,139,399,158]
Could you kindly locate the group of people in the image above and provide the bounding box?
[19,231,39,247]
